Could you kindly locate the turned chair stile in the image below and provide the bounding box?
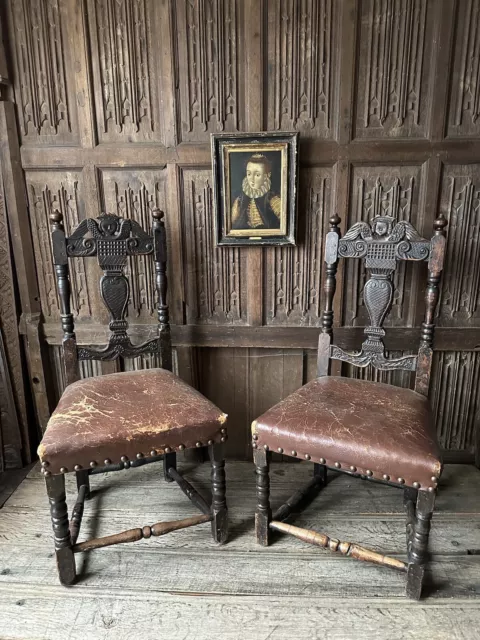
[251,211,448,600]
[38,209,228,585]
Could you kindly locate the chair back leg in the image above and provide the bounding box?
[164,452,177,482]
[76,469,91,499]
[209,443,228,543]
[45,474,76,585]
[254,448,272,546]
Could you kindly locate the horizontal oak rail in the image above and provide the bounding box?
[36,323,480,352]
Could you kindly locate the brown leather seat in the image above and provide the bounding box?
[39,368,228,475]
[252,376,442,491]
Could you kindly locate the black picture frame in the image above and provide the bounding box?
[211,132,298,246]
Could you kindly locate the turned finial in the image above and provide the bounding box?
[433,213,447,234]
[329,213,341,229]
[152,208,164,220]
[50,209,63,225]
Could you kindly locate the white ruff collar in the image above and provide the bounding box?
[242,175,271,199]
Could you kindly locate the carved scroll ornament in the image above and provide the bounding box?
[65,213,164,361]
[331,215,431,371]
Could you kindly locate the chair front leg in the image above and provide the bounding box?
[45,474,76,586]
[209,443,228,543]
[406,490,435,600]
[254,448,272,546]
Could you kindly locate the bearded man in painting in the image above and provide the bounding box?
[231,154,282,230]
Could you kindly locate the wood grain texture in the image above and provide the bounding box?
[0,462,480,640]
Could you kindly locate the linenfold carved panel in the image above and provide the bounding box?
[437,166,480,325]
[8,0,78,143]
[175,0,242,141]
[99,169,167,319]
[354,0,433,139]
[447,0,480,138]
[87,0,163,142]
[430,351,480,451]
[181,169,247,324]
[266,0,338,138]
[26,171,91,320]
[265,168,332,325]
[343,167,425,328]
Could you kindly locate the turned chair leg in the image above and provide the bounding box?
[254,448,272,546]
[164,452,177,482]
[406,490,435,600]
[45,474,76,586]
[209,443,228,543]
[76,470,91,499]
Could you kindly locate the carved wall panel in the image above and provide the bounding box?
[175,0,243,142]
[437,165,480,326]
[265,168,332,325]
[266,0,338,138]
[354,0,434,139]
[25,171,91,321]
[3,0,480,460]
[99,168,167,321]
[181,168,247,324]
[430,351,480,452]
[343,166,425,328]
[7,0,78,144]
[447,0,480,138]
[87,0,164,143]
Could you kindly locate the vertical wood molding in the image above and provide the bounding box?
[244,0,264,326]
[428,0,455,141]
[166,163,186,324]
[70,0,96,148]
[158,0,177,147]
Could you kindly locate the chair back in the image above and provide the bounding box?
[317,213,447,396]
[50,209,171,386]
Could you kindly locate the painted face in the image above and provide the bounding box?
[246,162,268,190]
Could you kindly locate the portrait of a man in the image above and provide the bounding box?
[231,153,282,231]
[211,132,298,246]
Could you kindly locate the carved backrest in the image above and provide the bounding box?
[318,213,448,396]
[50,209,171,386]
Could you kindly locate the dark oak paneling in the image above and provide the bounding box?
[2,0,479,461]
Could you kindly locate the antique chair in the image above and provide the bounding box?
[252,212,447,599]
[38,209,228,585]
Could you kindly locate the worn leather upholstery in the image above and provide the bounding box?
[252,376,442,491]
[39,369,228,475]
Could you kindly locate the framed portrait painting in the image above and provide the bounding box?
[211,132,298,246]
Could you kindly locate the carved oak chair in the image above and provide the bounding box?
[252,212,447,600]
[38,209,228,585]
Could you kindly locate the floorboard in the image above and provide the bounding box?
[0,461,479,639]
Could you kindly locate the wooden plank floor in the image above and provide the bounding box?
[0,462,479,639]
